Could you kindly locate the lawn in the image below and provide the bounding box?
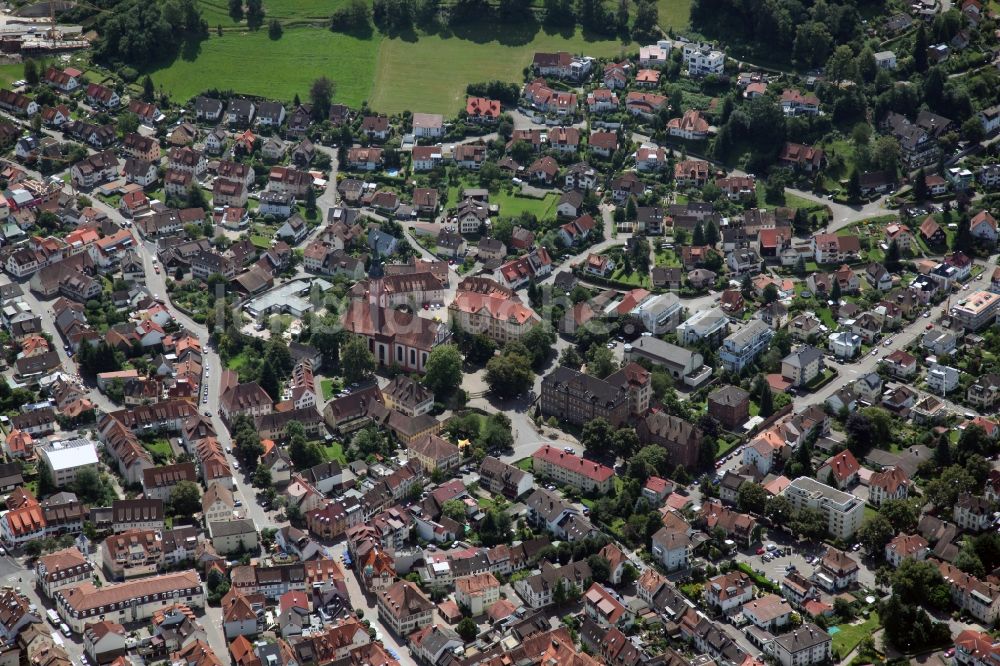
[716,438,740,458]
[151,13,626,114]
[492,190,559,219]
[322,441,347,464]
[610,267,652,287]
[0,64,24,88]
[199,0,346,25]
[227,349,260,381]
[149,27,378,106]
[370,26,626,114]
[141,438,174,463]
[515,457,533,472]
[831,612,880,657]
[655,248,681,267]
[321,378,343,401]
[656,0,693,30]
[250,235,271,249]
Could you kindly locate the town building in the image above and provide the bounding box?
[784,477,864,539]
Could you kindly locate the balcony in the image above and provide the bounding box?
[683,365,713,388]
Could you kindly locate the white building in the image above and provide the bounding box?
[629,292,683,335]
[719,320,774,373]
[37,438,100,488]
[828,331,861,360]
[454,573,500,616]
[874,51,897,69]
[783,477,864,540]
[682,42,725,76]
[650,527,692,572]
[927,363,961,396]
[53,571,205,633]
[772,623,832,666]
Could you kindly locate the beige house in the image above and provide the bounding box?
[209,518,258,555]
[781,346,824,388]
[202,482,235,524]
[407,434,460,473]
[454,573,500,616]
[35,546,94,598]
[381,376,434,417]
[377,581,433,636]
[53,571,205,633]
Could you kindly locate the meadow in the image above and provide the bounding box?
[370,24,628,114]
[146,0,691,114]
[149,27,377,107]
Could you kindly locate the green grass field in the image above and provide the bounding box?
[142,438,174,463]
[150,27,377,106]
[493,190,559,218]
[371,26,627,114]
[0,64,24,88]
[832,613,879,657]
[150,0,654,114]
[200,0,347,25]
[657,0,691,30]
[322,441,347,464]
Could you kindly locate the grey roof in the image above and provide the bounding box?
[724,319,772,348]
[210,518,257,537]
[709,385,750,407]
[542,366,626,408]
[784,345,824,368]
[773,624,831,653]
[628,336,696,366]
[525,487,574,523]
[518,560,591,596]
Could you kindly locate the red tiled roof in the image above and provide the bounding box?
[532,445,613,483]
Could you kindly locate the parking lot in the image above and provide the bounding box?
[734,534,878,595]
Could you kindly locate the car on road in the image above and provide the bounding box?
[870,349,878,356]
[756,547,765,555]
[926,323,934,330]
[945,649,956,658]
[234,499,243,507]
[923,311,931,318]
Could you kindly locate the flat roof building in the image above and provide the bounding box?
[37,438,99,488]
[951,290,1000,331]
[784,477,864,540]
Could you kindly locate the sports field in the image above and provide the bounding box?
[147,0,691,114]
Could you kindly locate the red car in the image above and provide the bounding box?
[756,547,765,555]
[926,323,934,330]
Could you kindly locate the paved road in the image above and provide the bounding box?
[792,252,998,414]
[329,542,418,666]
[784,188,890,233]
